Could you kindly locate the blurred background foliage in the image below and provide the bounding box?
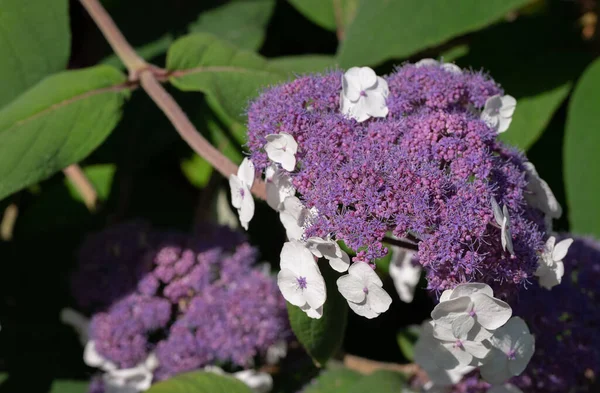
[0,0,599,391]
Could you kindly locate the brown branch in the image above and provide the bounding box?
[63,164,98,211]
[79,0,148,77]
[79,0,268,201]
[343,354,419,376]
[332,0,346,41]
[382,236,419,251]
[1,202,19,241]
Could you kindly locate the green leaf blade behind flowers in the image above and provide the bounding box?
[287,0,359,33]
[270,55,337,74]
[0,0,70,107]
[287,266,348,367]
[0,65,130,201]
[49,380,88,393]
[302,368,362,393]
[565,58,600,237]
[337,0,530,68]
[189,0,275,51]
[346,370,408,393]
[167,33,287,124]
[147,371,253,393]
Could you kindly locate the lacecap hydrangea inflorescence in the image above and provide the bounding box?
[67,222,291,393]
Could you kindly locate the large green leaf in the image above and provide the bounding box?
[287,0,358,34]
[337,0,530,68]
[147,371,253,393]
[346,370,407,393]
[0,0,70,107]
[302,368,362,393]
[287,267,348,366]
[0,65,130,201]
[49,380,88,393]
[167,33,286,124]
[270,55,337,74]
[565,58,600,237]
[189,0,275,51]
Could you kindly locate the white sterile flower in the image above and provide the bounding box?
[414,321,475,387]
[60,308,89,345]
[103,355,157,393]
[488,384,524,393]
[440,63,463,74]
[431,283,512,338]
[481,94,517,133]
[534,236,573,290]
[388,246,421,303]
[277,241,326,319]
[266,340,287,365]
[523,162,562,224]
[337,262,392,319]
[229,158,255,230]
[480,317,535,385]
[306,236,350,272]
[491,197,515,255]
[265,165,296,211]
[84,340,117,371]
[264,133,298,172]
[205,366,273,393]
[430,321,492,369]
[279,196,312,241]
[415,58,439,67]
[340,66,389,122]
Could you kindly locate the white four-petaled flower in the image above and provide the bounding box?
[229,158,255,230]
[523,162,562,229]
[337,262,392,319]
[481,94,517,133]
[264,133,298,172]
[306,236,350,272]
[534,236,573,290]
[340,66,389,123]
[491,197,514,255]
[480,317,535,385]
[277,241,326,319]
[388,246,421,303]
[278,196,315,241]
[265,165,296,211]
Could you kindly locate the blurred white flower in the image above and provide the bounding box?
[415,58,440,67]
[523,162,562,227]
[84,340,116,372]
[534,236,573,289]
[279,196,314,241]
[264,133,298,172]
[265,165,296,211]
[340,66,389,122]
[60,308,89,345]
[204,366,273,393]
[229,158,255,230]
[388,246,421,303]
[491,197,515,255]
[481,94,517,133]
[337,262,392,319]
[440,63,462,74]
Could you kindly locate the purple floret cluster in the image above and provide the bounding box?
[246,63,546,294]
[72,222,290,384]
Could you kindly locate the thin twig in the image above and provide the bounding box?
[332,0,345,41]
[63,164,98,211]
[343,354,419,376]
[1,202,19,241]
[382,236,419,251]
[78,0,147,77]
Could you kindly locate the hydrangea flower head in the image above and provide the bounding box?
[246,62,547,296]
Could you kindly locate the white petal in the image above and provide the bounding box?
[552,238,573,261]
[488,317,531,355]
[471,293,512,330]
[346,98,371,122]
[366,283,392,313]
[523,162,562,219]
[347,298,379,319]
[440,342,473,368]
[535,262,563,290]
[303,271,327,310]
[358,67,377,89]
[375,76,389,98]
[301,303,323,319]
[441,63,462,74]
[327,251,350,272]
[362,91,389,119]
[277,268,306,307]
[463,340,491,359]
[84,341,116,371]
[389,249,421,303]
[439,289,454,302]
[233,370,273,393]
[508,333,535,376]
[144,353,159,371]
[432,324,456,342]
[106,366,153,391]
[484,95,503,113]
[545,236,557,253]
[467,323,493,342]
[348,261,383,287]
[340,91,354,117]
[279,152,296,172]
[229,175,244,209]
[266,340,287,365]
[500,95,517,117]
[266,166,296,211]
[415,58,439,67]
[431,296,472,329]
[449,283,494,299]
[280,210,304,241]
[306,237,336,258]
[451,313,475,339]
[60,308,90,345]
[501,215,514,255]
[238,190,255,228]
[342,67,362,101]
[480,347,512,385]
[238,158,255,187]
[280,132,298,154]
[497,116,513,133]
[337,274,366,303]
[491,197,504,226]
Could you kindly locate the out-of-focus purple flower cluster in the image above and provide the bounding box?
[246,64,546,294]
[433,235,600,393]
[72,222,290,383]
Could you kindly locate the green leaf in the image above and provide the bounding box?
[270,55,337,74]
[65,164,116,202]
[167,33,287,124]
[0,65,130,201]
[189,0,275,51]
[337,0,530,68]
[0,0,70,107]
[287,0,359,33]
[49,380,88,393]
[287,266,348,366]
[147,371,253,393]
[565,57,600,237]
[346,370,407,393]
[302,368,362,393]
[396,325,420,362]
